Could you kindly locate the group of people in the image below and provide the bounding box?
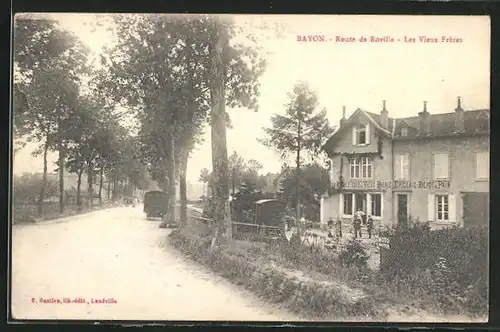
[328,210,374,239]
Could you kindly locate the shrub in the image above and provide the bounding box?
[338,239,369,270]
[13,173,59,205]
[379,221,488,315]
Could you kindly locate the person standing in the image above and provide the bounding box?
[366,215,374,239]
[353,210,363,238]
[336,218,342,238]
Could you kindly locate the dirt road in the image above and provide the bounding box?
[11,206,298,321]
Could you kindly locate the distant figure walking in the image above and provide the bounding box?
[353,210,364,238]
[366,215,374,239]
[336,218,342,238]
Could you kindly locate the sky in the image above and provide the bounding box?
[13,14,490,184]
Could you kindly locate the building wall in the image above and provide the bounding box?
[325,131,394,226]
[333,116,379,155]
[392,134,489,228]
[323,120,489,229]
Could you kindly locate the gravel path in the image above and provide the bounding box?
[11,206,298,321]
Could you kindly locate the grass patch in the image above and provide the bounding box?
[168,220,487,321]
[12,201,121,224]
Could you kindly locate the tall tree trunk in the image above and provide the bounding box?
[87,163,93,210]
[98,168,104,206]
[76,167,83,211]
[107,176,111,201]
[159,132,176,228]
[159,176,170,228]
[37,137,50,217]
[296,113,302,237]
[112,179,117,202]
[209,20,231,248]
[58,145,65,213]
[179,149,189,228]
[168,135,176,226]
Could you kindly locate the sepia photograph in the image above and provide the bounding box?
[10,13,489,323]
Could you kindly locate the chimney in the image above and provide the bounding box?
[340,106,346,127]
[380,100,388,129]
[454,96,464,133]
[418,101,431,135]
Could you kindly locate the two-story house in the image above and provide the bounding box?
[320,98,489,230]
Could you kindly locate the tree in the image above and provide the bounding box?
[13,173,58,205]
[14,17,90,216]
[259,82,335,236]
[96,14,269,235]
[204,15,268,246]
[94,15,212,228]
[279,162,330,221]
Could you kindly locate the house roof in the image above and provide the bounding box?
[326,108,391,142]
[393,109,490,138]
[323,108,489,153]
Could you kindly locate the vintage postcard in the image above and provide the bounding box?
[10,13,489,323]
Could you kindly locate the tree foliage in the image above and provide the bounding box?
[259,82,335,160]
[278,162,330,220]
[259,82,334,231]
[13,17,91,216]
[13,173,58,205]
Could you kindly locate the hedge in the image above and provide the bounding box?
[379,223,488,315]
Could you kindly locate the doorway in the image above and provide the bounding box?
[463,192,489,227]
[397,194,409,224]
[355,193,367,224]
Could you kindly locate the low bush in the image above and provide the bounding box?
[171,218,486,320]
[377,222,488,316]
[338,239,369,270]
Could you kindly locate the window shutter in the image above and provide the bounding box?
[367,193,372,216]
[402,154,409,180]
[427,194,435,222]
[339,194,344,217]
[352,126,357,145]
[434,153,450,179]
[449,194,456,223]
[366,123,371,144]
[476,152,489,179]
[395,155,401,180]
[432,154,436,179]
[445,154,450,179]
[407,155,411,180]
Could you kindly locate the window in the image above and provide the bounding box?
[370,193,382,217]
[476,152,489,180]
[395,154,410,180]
[349,158,359,178]
[433,153,450,179]
[352,124,370,145]
[357,125,366,144]
[350,157,373,179]
[400,127,408,137]
[361,157,373,178]
[343,193,353,215]
[436,195,449,222]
